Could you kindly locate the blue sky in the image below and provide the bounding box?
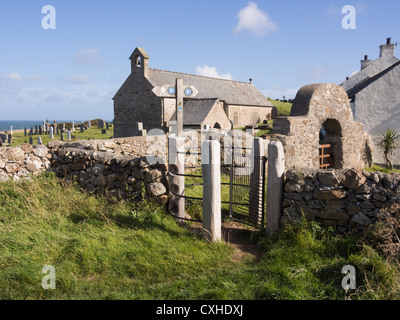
[0,0,399,120]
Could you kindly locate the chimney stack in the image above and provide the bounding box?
[380,37,395,58]
[361,54,372,70]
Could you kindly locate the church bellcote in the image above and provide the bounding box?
[129,47,149,76]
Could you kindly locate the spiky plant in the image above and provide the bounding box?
[379,129,399,170]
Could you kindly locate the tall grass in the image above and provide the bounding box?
[0,173,399,300]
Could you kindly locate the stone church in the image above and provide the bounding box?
[341,38,400,166]
[113,48,274,138]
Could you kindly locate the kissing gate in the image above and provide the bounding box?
[168,134,268,234]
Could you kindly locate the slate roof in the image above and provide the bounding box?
[346,60,400,98]
[182,99,219,125]
[147,68,272,107]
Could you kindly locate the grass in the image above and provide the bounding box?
[7,125,114,147]
[364,164,400,174]
[0,173,399,300]
[269,99,293,117]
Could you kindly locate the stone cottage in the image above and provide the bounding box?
[113,47,274,137]
[341,38,400,166]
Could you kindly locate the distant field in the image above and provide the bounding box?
[6,125,114,147]
[269,99,292,117]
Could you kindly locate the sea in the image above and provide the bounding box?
[0,120,87,132]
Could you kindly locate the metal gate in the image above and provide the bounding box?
[168,136,267,229]
[227,148,267,229]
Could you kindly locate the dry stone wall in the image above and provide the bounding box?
[0,136,168,203]
[282,168,400,233]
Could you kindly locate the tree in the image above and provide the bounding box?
[378,129,399,170]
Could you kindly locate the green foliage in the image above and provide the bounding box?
[268,99,292,117]
[0,174,399,300]
[378,128,399,169]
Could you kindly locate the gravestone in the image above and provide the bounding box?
[24,128,27,136]
[88,120,91,128]
[80,122,84,133]
[101,129,106,134]
[49,127,54,139]
[60,133,64,141]
[30,127,33,136]
[39,125,43,135]
[67,130,71,141]
[35,124,38,135]
[98,120,104,129]
[37,137,42,145]
[106,122,109,130]
[29,136,33,145]
[72,122,75,131]
[56,127,59,135]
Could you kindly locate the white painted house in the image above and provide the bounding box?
[341,38,400,167]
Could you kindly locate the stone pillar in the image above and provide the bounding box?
[266,141,285,235]
[201,140,221,242]
[176,78,183,136]
[248,138,265,226]
[168,136,185,219]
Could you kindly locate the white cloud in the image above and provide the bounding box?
[195,66,233,80]
[74,49,100,64]
[25,74,46,82]
[234,2,278,37]
[0,72,23,88]
[67,74,91,84]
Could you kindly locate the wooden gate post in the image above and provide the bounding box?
[201,140,221,242]
[168,136,185,219]
[266,141,285,235]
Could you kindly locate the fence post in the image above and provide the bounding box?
[248,138,265,226]
[266,141,285,235]
[201,140,221,242]
[168,136,185,219]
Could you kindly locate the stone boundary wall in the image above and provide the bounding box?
[0,136,168,203]
[282,168,400,233]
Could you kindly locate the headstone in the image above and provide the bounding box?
[29,136,33,145]
[10,126,13,137]
[49,127,54,139]
[106,122,109,130]
[56,126,59,135]
[80,122,84,133]
[30,127,33,136]
[60,133,64,141]
[98,120,104,129]
[62,123,66,131]
[101,129,106,134]
[88,120,91,128]
[39,125,43,135]
[37,137,42,145]
[35,124,38,135]
[67,130,71,141]
[72,122,75,131]
[24,128,27,136]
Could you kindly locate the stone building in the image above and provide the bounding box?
[113,47,273,137]
[273,83,373,170]
[341,38,400,166]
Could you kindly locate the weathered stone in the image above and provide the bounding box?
[295,201,316,220]
[34,145,48,158]
[360,201,376,210]
[0,159,6,169]
[127,176,137,185]
[26,155,42,172]
[285,182,304,193]
[283,192,304,201]
[313,189,346,200]
[347,205,361,216]
[282,205,302,223]
[7,147,25,161]
[318,171,339,186]
[145,169,163,182]
[342,169,367,190]
[92,164,105,175]
[148,182,166,197]
[355,183,371,194]
[93,174,106,186]
[352,213,372,227]
[316,209,350,222]
[5,163,20,173]
[307,199,323,210]
[71,162,86,171]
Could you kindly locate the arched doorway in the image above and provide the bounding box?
[319,119,343,169]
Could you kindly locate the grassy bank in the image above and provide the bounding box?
[6,125,114,147]
[0,173,399,300]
